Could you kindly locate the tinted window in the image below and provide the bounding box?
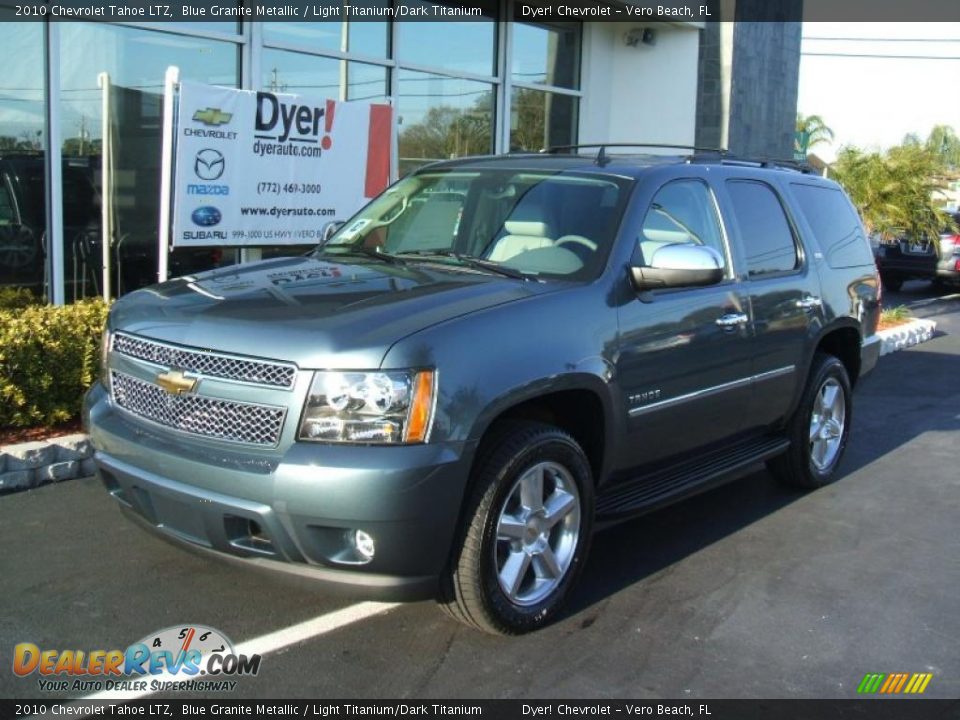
[0,181,15,224]
[640,180,728,270]
[726,181,798,276]
[791,183,873,268]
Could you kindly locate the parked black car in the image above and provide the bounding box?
[872,211,960,291]
[0,153,228,298]
[86,148,881,634]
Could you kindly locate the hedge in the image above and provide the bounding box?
[0,298,109,428]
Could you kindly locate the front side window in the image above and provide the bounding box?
[639,179,729,271]
[320,169,632,281]
[726,180,799,277]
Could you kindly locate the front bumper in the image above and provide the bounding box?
[84,383,473,601]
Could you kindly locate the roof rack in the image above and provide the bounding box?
[687,153,817,174]
[542,143,727,167]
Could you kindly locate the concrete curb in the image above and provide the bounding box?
[0,433,95,494]
[877,318,938,356]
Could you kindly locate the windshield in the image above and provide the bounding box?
[317,168,633,281]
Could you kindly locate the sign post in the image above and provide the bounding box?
[158,66,180,283]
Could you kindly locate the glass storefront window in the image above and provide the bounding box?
[59,24,240,299]
[395,1,498,77]
[262,48,389,103]
[397,70,494,175]
[512,22,580,89]
[509,87,578,152]
[0,13,46,296]
[263,17,389,59]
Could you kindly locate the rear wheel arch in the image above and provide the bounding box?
[814,324,861,388]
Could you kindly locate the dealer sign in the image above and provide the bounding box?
[172,81,393,247]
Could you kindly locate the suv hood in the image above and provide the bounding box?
[109,255,553,368]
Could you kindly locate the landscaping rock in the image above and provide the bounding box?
[38,460,80,483]
[54,435,94,462]
[0,470,35,492]
[3,442,56,471]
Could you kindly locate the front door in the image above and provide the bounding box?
[616,178,754,471]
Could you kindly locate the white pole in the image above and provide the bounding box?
[158,65,180,284]
[97,72,112,301]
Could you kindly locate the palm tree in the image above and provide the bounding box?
[796,113,835,151]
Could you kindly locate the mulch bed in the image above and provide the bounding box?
[0,418,83,447]
[877,319,912,332]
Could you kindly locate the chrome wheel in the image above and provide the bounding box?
[809,377,846,471]
[494,461,581,607]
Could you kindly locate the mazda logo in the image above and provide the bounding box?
[195,149,225,181]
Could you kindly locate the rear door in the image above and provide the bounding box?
[719,178,822,429]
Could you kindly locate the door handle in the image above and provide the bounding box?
[796,296,822,311]
[715,313,749,329]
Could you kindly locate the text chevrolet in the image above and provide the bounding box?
[85,150,881,634]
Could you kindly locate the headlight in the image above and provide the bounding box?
[100,328,112,389]
[298,370,436,444]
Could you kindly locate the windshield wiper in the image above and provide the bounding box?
[317,245,407,265]
[394,249,532,281]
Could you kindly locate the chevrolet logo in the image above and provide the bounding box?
[155,370,198,395]
[192,108,233,126]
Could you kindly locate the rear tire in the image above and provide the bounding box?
[770,353,852,489]
[880,273,903,292]
[439,421,594,635]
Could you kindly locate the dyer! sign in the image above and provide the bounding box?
[171,81,392,248]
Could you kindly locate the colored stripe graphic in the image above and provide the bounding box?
[858,672,932,694]
[364,104,392,198]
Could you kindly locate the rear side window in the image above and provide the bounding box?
[791,183,873,268]
[726,180,799,277]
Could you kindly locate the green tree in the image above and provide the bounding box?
[796,113,835,150]
[832,143,949,243]
[925,125,960,170]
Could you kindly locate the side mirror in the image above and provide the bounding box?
[322,221,345,243]
[630,244,724,291]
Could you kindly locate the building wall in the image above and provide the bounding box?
[581,22,701,149]
[696,3,803,159]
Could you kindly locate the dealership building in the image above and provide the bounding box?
[0,3,800,304]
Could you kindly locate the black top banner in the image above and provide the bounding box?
[3,0,960,23]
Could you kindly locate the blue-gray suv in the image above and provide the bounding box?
[85,148,882,634]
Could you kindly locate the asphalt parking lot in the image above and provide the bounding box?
[2,281,958,701]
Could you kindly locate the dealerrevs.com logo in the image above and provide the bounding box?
[13,624,261,693]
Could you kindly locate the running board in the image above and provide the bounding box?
[596,435,789,524]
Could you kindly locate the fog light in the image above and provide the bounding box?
[352,530,375,561]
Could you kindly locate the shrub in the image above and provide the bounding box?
[0,298,109,428]
[0,287,42,311]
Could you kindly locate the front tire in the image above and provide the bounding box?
[770,353,852,489]
[439,421,594,635]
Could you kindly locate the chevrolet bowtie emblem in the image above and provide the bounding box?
[155,370,198,395]
[192,108,233,126]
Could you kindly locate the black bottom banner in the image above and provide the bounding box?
[3,700,959,720]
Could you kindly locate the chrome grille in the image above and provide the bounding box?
[111,371,286,446]
[112,333,296,389]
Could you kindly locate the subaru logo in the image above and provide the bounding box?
[194,149,225,181]
[191,206,222,227]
